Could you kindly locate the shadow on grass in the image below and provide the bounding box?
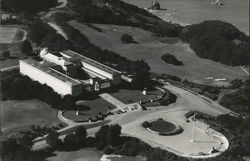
[77,105,91,111]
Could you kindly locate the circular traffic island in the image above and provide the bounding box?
[145,118,183,136]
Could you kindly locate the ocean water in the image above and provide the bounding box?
[123,0,249,35]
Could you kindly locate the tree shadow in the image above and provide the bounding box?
[76,105,90,111]
[6,56,18,59]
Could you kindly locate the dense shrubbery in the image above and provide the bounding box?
[66,0,182,37]
[158,73,182,82]
[220,79,250,117]
[20,40,33,56]
[161,53,183,66]
[120,34,135,43]
[182,79,221,100]
[1,74,76,110]
[142,121,150,128]
[180,20,249,66]
[159,90,177,106]
[1,0,57,14]
[28,20,73,51]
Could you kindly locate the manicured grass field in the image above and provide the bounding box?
[69,20,248,85]
[0,27,26,43]
[149,119,176,133]
[1,99,63,137]
[110,89,162,104]
[110,156,144,161]
[63,97,116,122]
[0,27,17,43]
[47,148,102,161]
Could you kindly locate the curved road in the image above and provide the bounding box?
[32,83,234,154]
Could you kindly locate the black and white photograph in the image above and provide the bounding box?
[0,0,249,160]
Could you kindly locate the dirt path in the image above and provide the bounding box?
[39,0,68,39]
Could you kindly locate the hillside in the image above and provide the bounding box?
[180,21,249,66]
[64,1,249,66]
[65,0,182,37]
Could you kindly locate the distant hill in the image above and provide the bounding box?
[66,0,182,37]
[66,1,248,66]
[180,21,249,66]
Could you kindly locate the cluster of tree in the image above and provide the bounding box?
[53,14,151,89]
[1,74,76,110]
[161,53,183,66]
[0,134,33,161]
[46,124,122,152]
[159,90,177,105]
[120,34,135,43]
[180,20,249,66]
[67,0,158,26]
[28,20,73,51]
[20,40,34,56]
[230,79,244,89]
[144,23,182,37]
[0,18,23,25]
[220,79,250,117]
[1,0,58,14]
[182,79,221,100]
[66,0,182,37]
[46,126,88,150]
[1,50,11,58]
[158,73,182,82]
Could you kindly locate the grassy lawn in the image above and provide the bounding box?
[12,29,25,41]
[68,20,248,85]
[47,148,144,161]
[149,119,176,133]
[1,99,63,137]
[47,148,102,161]
[109,89,162,104]
[0,27,17,43]
[110,156,144,161]
[0,43,25,69]
[63,97,116,122]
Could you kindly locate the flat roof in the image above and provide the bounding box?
[21,59,81,86]
[60,50,121,75]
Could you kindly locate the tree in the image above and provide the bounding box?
[142,121,150,128]
[46,130,60,148]
[120,34,134,43]
[61,95,76,110]
[2,50,10,58]
[74,126,87,143]
[151,1,160,10]
[20,40,33,56]
[95,125,109,145]
[18,134,33,150]
[64,133,76,146]
[106,124,122,146]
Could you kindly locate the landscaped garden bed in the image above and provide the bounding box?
[63,97,116,122]
[142,118,183,136]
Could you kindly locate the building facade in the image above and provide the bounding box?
[19,49,122,96]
